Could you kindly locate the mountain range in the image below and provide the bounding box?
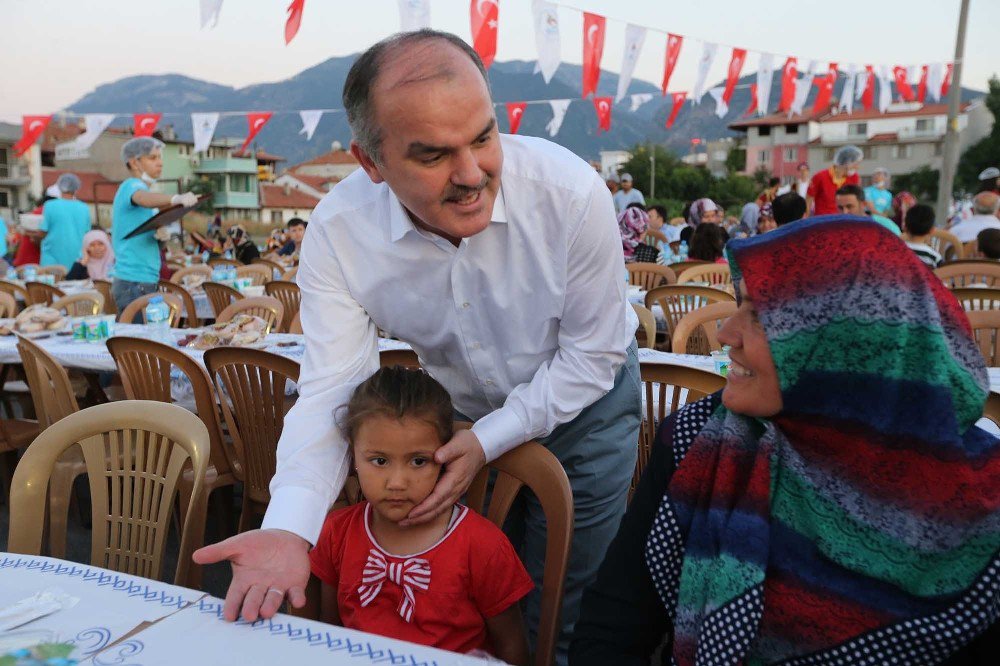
[65,56,985,167]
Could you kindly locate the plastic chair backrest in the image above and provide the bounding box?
[25,281,65,307]
[645,285,736,352]
[627,262,676,290]
[118,292,183,326]
[51,291,104,317]
[207,257,241,269]
[236,264,272,286]
[158,280,200,327]
[170,265,212,286]
[983,391,1000,428]
[677,263,732,287]
[203,282,244,318]
[950,287,1000,312]
[92,279,118,315]
[16,334,80,428]
[935,261,1000,288]
[930,228,964,261]
[0,291,16,318]
[631,303,656,349]
[6,400,209,585]
[264,281,301,333]
[217,296,284,334]
[671,301,738,355]
[0,281,29,311]
[965,309,1000,365]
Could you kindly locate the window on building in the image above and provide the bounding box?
[178,145,190,156]
[892,145,912,159]
[229,174,253,193]
[758,126,772,137]
[783,148,797,162]
[848,122,867,137]
[784,124,799,134]
[0,190,9,207]
[862,146,875,160]
[825,148,837,161]
[757,149,770,164]
[916,118,933,132]
[271,211,282,225]
[0,148,8,179]
[934,142,944,156]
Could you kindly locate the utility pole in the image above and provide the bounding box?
[936,0,971,226]
[649,145,656,200]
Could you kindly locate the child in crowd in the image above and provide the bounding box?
[309,367,533,664]
[977,228,1000,260]
[902,204,942,268]
[688,223,729,263]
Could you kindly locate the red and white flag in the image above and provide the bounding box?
[582,12,606,97]
[13,115,52,156]
[506,102,527,134]
[238,112,272,155]
[666,91,686,128]
[593,96,612,131]
[777,57,797,112]
[660,33,683,95]
[812,62,837,114]
[941,63,954,99]
[743,83,758,117]
[722,48,747,107]
[285,0,305,44]
[133,113,161,137]
[471,0,499,68]
[862,65,875,111]
[917,65,929,103]
[893,66,915,102]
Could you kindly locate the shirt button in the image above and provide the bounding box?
[470,342,481,350]
[485,380,494,386]
[462,302,471,309]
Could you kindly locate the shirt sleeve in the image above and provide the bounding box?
[261,217,381,544]
[472,174,631,459]
[308,508,349,587]
[469,522,535,618]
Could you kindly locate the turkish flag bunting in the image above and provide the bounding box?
[661,33,683,95]
[743,84,758,117]
[893,66,915,102]
[470,0,499,69]
[285,0,306,45]
[812,63,837,114]
[13,115,52,157]
[238,112,273,155]
[941,63,953,99]
[778,57,797,112]
[917,65,929,103]
[722,48,747,106]
[133,113,162,137]
[666,91,687,128]
[593,96,612,131]
[862,65,875,111]
[582,12,606,98]
[506,102,527,135]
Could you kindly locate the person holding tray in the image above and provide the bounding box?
[110,137,199,313]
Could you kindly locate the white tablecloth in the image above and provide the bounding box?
[0,553,486,665]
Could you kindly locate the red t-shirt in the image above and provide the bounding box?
[12,234,40,267]
[309,502,534,656]
[807,168,860,216]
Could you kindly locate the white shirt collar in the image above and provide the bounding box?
[388,182,507,244]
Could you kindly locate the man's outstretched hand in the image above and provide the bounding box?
[192,528,311,622]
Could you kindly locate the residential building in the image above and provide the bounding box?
[286,142,360,180]
[41,168,112,227]
[193,139,260,221]
[0,122,44,222]
[255,150,285,182]
[729,101,994,186]
[273,172,341,200]
[259,182,322,225]
[680,137,740,178]
[599,150,631,179]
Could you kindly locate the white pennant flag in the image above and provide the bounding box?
[629,93,653,113]
[906,65,921,85]
[200,0,223,29]
[927,62,946,103]
[192,112,220,153]
[876,65,893,112]
[615,24,647,103]
[708,86,728,118]
[840,64,858,114]
[755,53,775,116]
[692,42,718,103]
[790,60,816,115]
[546,99,571,137]
[65,113,115,153]
[531,0,561,83]
[854,68,868,101]
[397,0,430,31]
[298,110,323,141]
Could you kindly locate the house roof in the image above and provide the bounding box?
[255,149,286,163]
[729,102,971,130]
[868,132,899,143]
[288,149,359,171]
[259,183,322,209]
[284,173,341,191]
[41,168,117,204]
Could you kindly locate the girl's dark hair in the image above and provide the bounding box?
[688,223,729,262]
[344,366,454,446]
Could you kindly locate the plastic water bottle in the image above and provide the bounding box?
[5,267,17,281]
[23,265,36,282]
[201,250,210,263]
[227,265,238,283]
[678,241,689,262]
[144,295,172,345]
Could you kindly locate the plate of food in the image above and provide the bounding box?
[183,314,270,350]
[13,306,68,336]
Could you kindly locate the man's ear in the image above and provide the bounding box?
[351,141,384,184]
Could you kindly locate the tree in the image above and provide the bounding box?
[956,75,1000,192]
[187,175,217,214]
[893,166,939,202]
[724,146,746,175]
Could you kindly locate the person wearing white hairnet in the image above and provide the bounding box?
[111,136,199,314]
[864,167,893,216]
[806,144,862,216]
[40,172,91,270]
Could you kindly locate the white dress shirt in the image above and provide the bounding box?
[262,134,637,543]
[948,214,1000,243]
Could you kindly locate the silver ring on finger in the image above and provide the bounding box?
[266,588,284,597]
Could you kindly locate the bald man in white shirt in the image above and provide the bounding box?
[195,30,640,664]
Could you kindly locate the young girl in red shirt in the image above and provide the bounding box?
[309,366,534,664]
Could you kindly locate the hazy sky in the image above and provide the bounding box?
[2,0,998,123]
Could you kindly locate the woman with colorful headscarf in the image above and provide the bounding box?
[226,225,260,265]
[570,216,999,665]
[680,198,722,244]
[618,205,657,263]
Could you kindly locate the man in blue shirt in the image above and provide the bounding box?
[864,167,893,217]
[611,173,645,213]
[41,173,91,270]
[277,217,307,256]
[111,137,198,313]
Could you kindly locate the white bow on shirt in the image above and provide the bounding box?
[357,549,432,623]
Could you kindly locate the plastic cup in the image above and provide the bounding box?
[711,350,731,377]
